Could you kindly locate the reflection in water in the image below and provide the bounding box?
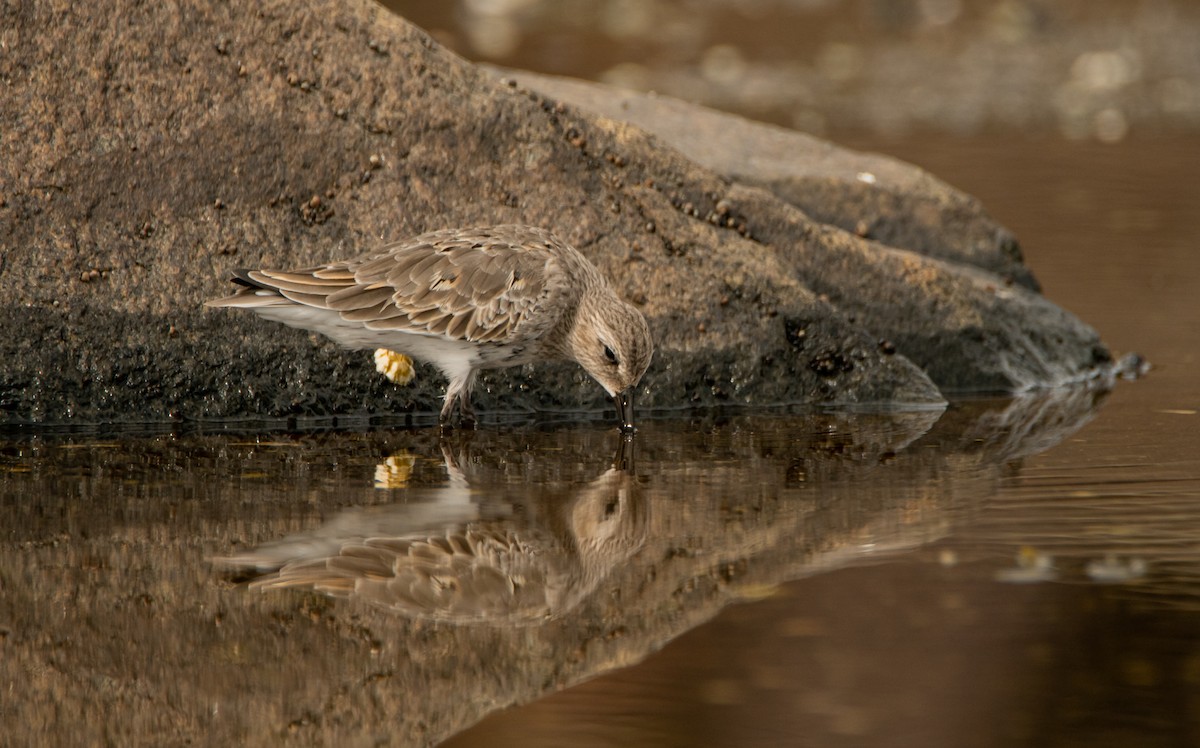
[2,385,1195,746]
[217,440,647,624]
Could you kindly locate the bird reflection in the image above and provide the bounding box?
[215,436,646,625]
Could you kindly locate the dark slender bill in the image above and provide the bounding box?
[614,430,636,471]
[614,390,636,434]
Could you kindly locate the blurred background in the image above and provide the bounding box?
[383,0,1200,142]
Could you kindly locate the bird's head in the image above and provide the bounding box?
[569,290,654,432]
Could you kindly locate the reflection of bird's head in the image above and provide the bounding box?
[216,460,649,625]
[568,467,649,564]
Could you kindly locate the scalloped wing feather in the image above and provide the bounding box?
[257,529,552,621]
[238,229,563,344]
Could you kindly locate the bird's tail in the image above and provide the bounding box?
[205,269,288,308]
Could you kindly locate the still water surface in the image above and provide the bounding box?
[2,139,1198,745]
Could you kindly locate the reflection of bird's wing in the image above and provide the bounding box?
[252,527,562,624]
[208,226,576,344]
[210,501,482,574]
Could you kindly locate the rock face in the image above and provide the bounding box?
[502,70,1040,291]
[0,0,1110,425]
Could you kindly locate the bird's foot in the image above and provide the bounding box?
[457,397,477,430]
[440,384,477,431]
[437,414,477,432]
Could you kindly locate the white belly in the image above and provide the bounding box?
[252,305,486,381]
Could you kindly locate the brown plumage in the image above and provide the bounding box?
[207,225,654,429]
[215,465,647,624]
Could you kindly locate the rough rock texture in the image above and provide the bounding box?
[503,70,1040,290]
[0,0,1109,425]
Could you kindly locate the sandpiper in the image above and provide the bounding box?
[213,459,646,623]
[206,225,654,431]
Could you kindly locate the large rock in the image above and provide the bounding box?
[502,70,1040,290]
[0,0,1110,425]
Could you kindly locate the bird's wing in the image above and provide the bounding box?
[225,227,566,344]
[252,528,556,623]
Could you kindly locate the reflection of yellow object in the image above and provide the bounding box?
[994,545,1056,584]
[374,348,415,385]
[374,452,416,489]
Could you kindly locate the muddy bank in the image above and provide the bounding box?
[0,0,1109,425]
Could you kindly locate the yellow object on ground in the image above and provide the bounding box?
[373,349,415,385]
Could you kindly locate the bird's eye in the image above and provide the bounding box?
[603,344,619,365]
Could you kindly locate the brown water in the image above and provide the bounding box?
[2,134,1198,746]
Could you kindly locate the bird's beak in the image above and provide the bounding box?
[613,389,636,434]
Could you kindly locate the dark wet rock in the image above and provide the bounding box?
[722,183,1111,393]
[502,71,1113,394]
[0,0,1109,424]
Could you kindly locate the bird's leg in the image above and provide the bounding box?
[457,370,478,429]
[439,391,459,429]
[439,371,478,430]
